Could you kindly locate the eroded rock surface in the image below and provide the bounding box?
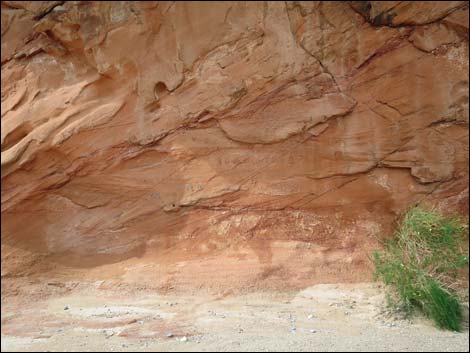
[1,1,468,293]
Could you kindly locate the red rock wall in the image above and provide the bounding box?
[1,1,468,291]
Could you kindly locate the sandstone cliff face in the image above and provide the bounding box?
[1,1,468,292]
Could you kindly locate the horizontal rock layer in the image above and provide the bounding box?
[1,1,469,292]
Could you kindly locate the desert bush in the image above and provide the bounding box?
[373,206,469,331]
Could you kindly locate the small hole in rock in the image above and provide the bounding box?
[154,82,169,101]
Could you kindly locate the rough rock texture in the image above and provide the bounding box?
[1,1,469,292]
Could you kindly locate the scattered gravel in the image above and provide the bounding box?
[2,283,468,352]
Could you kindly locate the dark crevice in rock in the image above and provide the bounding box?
[353,35,409,74]
[349,1,469,28]
[284,1,342,91]
[33,1,65,21]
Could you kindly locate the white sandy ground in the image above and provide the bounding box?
[1,283,469,352]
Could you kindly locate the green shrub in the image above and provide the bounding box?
[373,206,469,331]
